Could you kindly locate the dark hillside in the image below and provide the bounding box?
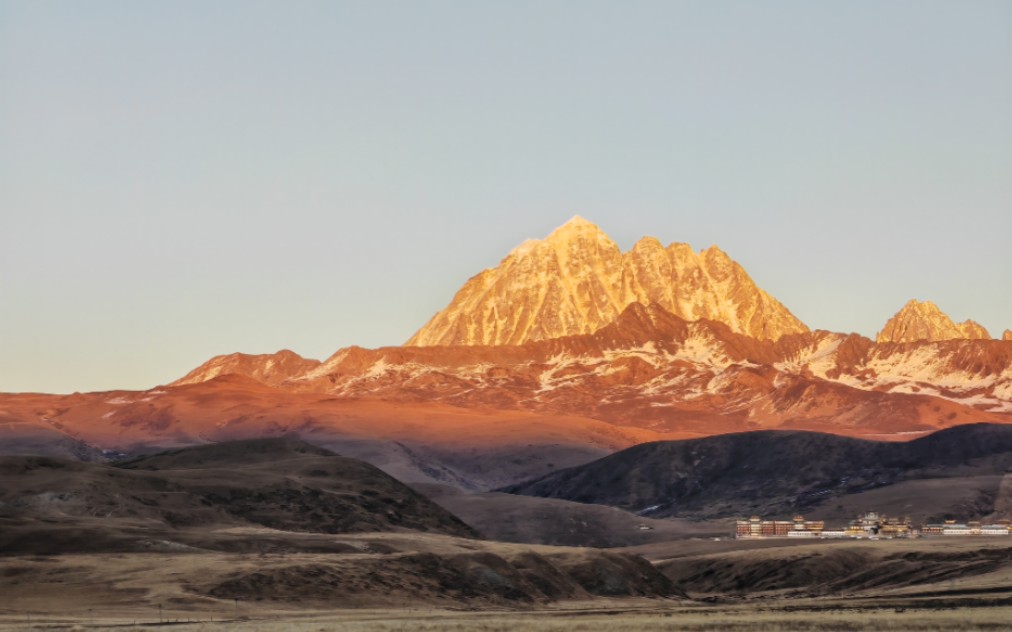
[501,423,1012,520]
[0,438,477,554]
[114,436,336,469]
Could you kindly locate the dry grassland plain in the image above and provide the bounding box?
[2,537,1012,631]
[2,605,1012,631]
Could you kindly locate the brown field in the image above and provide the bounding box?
[4,436,1012,630]
[2,602,1011,631]
[2,536,1011,631]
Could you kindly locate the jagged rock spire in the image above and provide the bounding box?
[407,218,808,346]
[876,299,991,344]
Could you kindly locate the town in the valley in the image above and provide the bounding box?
[735,512,1012,539]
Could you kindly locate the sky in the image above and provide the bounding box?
[1,0,1010,394]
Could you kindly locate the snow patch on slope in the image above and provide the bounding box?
[778,337,843,378]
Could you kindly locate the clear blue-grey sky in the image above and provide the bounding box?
[1,1,1009,393]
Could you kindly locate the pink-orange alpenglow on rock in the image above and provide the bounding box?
[407,216,808,346]
[173,349,321,387]
[876,299,991,344]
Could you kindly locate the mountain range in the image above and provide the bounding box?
[2,217,1009,490]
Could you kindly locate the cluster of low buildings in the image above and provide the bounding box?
[735,512,1012,540]
[921,520,1012,537]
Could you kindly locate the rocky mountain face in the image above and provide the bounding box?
[281,303,1012,435]
[407,217,808,346]
[876,299,991,344]
[1004,330,1012,341]
[154,217,1010,444]
[4,218,1009,491]
[157,301,1011,439]
[7,302,1007,491]
[172,349,321,387]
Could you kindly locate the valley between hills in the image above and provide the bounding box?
[3,218,1012,629]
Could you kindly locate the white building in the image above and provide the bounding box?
[787,529,817,538]
[942,524,971,535]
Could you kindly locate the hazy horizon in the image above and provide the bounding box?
[2,1,1010,393]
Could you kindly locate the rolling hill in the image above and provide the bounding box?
[501,423,1012,522]
[0,437,686,607]
[0,437,477,555]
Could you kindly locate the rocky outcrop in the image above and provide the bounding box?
[958,320,992,340]
[5,300,1010,475]
[407,217,808,346]
[1003,330,1012,341]
[876,300,991,344]
[172,349,320,387]
[283,303,1012,436]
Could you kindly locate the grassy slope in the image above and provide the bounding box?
[502,424,1012,521]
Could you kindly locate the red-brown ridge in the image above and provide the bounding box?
[2,218,1010,488]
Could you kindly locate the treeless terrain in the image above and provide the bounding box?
[415,483,726,547]
[0,376,686,490]
[2,539,1012,631]
[642,537,1012,602]
[503,424,1012,521]
[3,438,1012,629]
[0,439,686,616]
